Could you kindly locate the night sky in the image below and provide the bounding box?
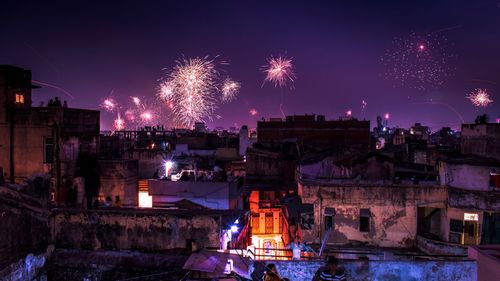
[1,0,499,130]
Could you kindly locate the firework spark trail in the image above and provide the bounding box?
[113,112,125,131]
[221,78,240,103]
[262,55,295,88]
[158,56,220,128]
[381,32,454,91]
[467,89,493,107]
[101,97,117,112]
[157,81,175,101]
[361,100,368,117]
[412,101,465,124]
[31,80,75,99]
[262,55,296,118]
[431,25,463,34]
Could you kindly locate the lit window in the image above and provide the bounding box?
[15,93,24,104]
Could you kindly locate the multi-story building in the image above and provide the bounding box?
[461,123,500,162]
[257,114,370,149]
[0,65,99,203]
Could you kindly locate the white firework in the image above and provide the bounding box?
[221,78,240,103]
[161,57,220,128]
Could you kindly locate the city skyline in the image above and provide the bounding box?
[1,0,499,130]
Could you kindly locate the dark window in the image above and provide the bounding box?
[450,219,463,233]
[44,137,54,164]
[360,209,370,232]
[324,208,335,230]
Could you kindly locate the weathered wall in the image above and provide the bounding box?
[298,182,447,247]
[148,180,237,209]
[99,159,138,207]
[416,235,467,256]
[468,245,500,281]
[266,259,477,281]
[0,186,50,272]
[48,249,187,281]
[448,188,500,211]
[52,209,222,252]
[461,123,500,162]
[439,163,499,191]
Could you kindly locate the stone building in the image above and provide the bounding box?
[0,65,99,203]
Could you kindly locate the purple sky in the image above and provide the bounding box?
[1,0,499,130]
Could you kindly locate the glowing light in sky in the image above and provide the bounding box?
[113,113,125,131]
[385,112,390,119]
[382,32,454,91]
[249,108,258,116]
[221,78,240,103]
[346,110,352,116]
[262,55,295,88]
[467,89,493,107]
[101,98,116,112]
[361,100,367,110]
[157,81,175,101]
[132,96,141,106]
[160,56,220,128]
[140,111,153,121]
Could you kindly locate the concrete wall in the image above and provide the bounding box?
[461,123,500,162]
[0,186,50,273]
[266,259,476,281]
[0,125,52,181]
[439,162,498,191]
[298,182,447,247]
[52,209,221,252]
[148,180,237,209]
[416,235,467,256]
[468,245,500,281]
[99,159,138,207]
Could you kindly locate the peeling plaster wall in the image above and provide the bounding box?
[53,209,221,252]
[299,183,447,247]
[266,260,477,281]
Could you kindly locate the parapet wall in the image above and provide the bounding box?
[0,187,50,272]
[52,208,222,252]
[266,259,476,281]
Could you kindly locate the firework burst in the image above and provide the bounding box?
[101,97,117,112]
[467,89,493,107]
[262,55,295,88]
[113,113,125,131]
[381,32,454,91]
[221,78,240,103]
[157,80,175,101]
[159,56,220,128]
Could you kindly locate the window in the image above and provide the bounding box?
[490,172,500,188]
[15,93,24,104]
[324,208,335,230]
[44,137,54,163]
[360,209,370,232]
